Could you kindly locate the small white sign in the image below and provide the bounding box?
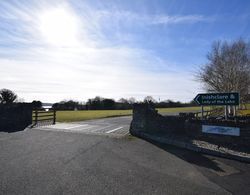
[202,125,240,136]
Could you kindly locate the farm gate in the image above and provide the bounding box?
[32,109,56,127]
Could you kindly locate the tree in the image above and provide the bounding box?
[118,98,129,104]
[32,100,42,109]
[87,96,104,110]
[128,97,136,104]
[144,96,156,103]
[102,98,115,109]
[52,100,81,110]
[0,89,17,104]
[197,39,250,103]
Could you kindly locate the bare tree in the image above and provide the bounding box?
[144,96,156,103]
[0,89,18,104]
[197,39,250,103]
[128,97,136,104]
[118,98,129,104]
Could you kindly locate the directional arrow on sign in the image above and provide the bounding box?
[194,94,202,105]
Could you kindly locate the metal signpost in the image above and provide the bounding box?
[194,92,240,119]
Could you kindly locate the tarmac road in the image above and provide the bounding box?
[1,116,250,195]
[33,116,132,136]
[33,110,197,136]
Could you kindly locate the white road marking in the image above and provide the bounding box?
[34,122,128,136]
[106,127,123,134]
[90,125,114,132]
[64,124,89,129]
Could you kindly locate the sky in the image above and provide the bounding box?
[0,0,250,103]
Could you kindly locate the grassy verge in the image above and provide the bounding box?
[238,109,250,115]
[56,110,132,122]
[55,106,250,122]
[56,106,206,122]
[157,106,205,114]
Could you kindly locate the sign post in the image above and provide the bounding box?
[225,106,227,120]
[201,106,204,120]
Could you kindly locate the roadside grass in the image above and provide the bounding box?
[56,106,205,122]
[55,106,250,122]
[239,104,250,115]
[157,106,205,114]
[239,109,250,115]
[56,110,132,122]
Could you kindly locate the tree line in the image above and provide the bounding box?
[0,89,195,110]
[52,96,196,110]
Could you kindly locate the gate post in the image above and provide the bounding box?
[201,106,204,120]
[35,110,38,125]
[53,109,56,125]
[224,106,228,120]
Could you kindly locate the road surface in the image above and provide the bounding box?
[34,116,131,136]
[0,116,250,195]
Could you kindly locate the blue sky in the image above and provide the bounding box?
[0,0,250,103]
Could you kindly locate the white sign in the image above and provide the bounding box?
[202,125,240,136]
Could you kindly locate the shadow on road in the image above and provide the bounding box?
[0,126,27,133]
[146,139,224,172]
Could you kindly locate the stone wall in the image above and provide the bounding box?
[184,118,250,147]
[130,103,250,148]
[0,103,33,132]
[130,103,186,135]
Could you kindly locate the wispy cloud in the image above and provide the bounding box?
[0,0,202,102]
[94,10,211,26]
[0,45,200,102]
[151,14,211,25]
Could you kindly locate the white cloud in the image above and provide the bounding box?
[151,15,211,25]
[94,10,211,25]
[0,1,202,103]
[0,46,200,102]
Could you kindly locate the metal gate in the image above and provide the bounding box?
[32,109,56,127]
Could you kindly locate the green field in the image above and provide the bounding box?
[239,109,250,115]
[56,110,132,122]
[55,106,250,122]
[157,106,204,114]
[56,106,203,122]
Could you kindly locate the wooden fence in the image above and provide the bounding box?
[32,110,56,127]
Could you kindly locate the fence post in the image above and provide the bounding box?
[201,106,204,120]
[53,109,56,125]
[35,110,38,125]
[224,106,228,120]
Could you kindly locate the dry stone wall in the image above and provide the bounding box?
[0,103,32,132]
[130,103,250,148]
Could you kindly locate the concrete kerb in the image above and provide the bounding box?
[133,131,250,163]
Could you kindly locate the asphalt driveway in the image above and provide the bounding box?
[0,117,250,195]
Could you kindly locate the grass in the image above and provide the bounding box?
[238,103,250,115]
[55,105,250,122]
[157,106,206,114]
[56,106,204,122]
[238,109,250,116]
[56,110,132,122]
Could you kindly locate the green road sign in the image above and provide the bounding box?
[194,92,239,106]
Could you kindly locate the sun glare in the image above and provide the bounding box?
[39,8,79,47]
